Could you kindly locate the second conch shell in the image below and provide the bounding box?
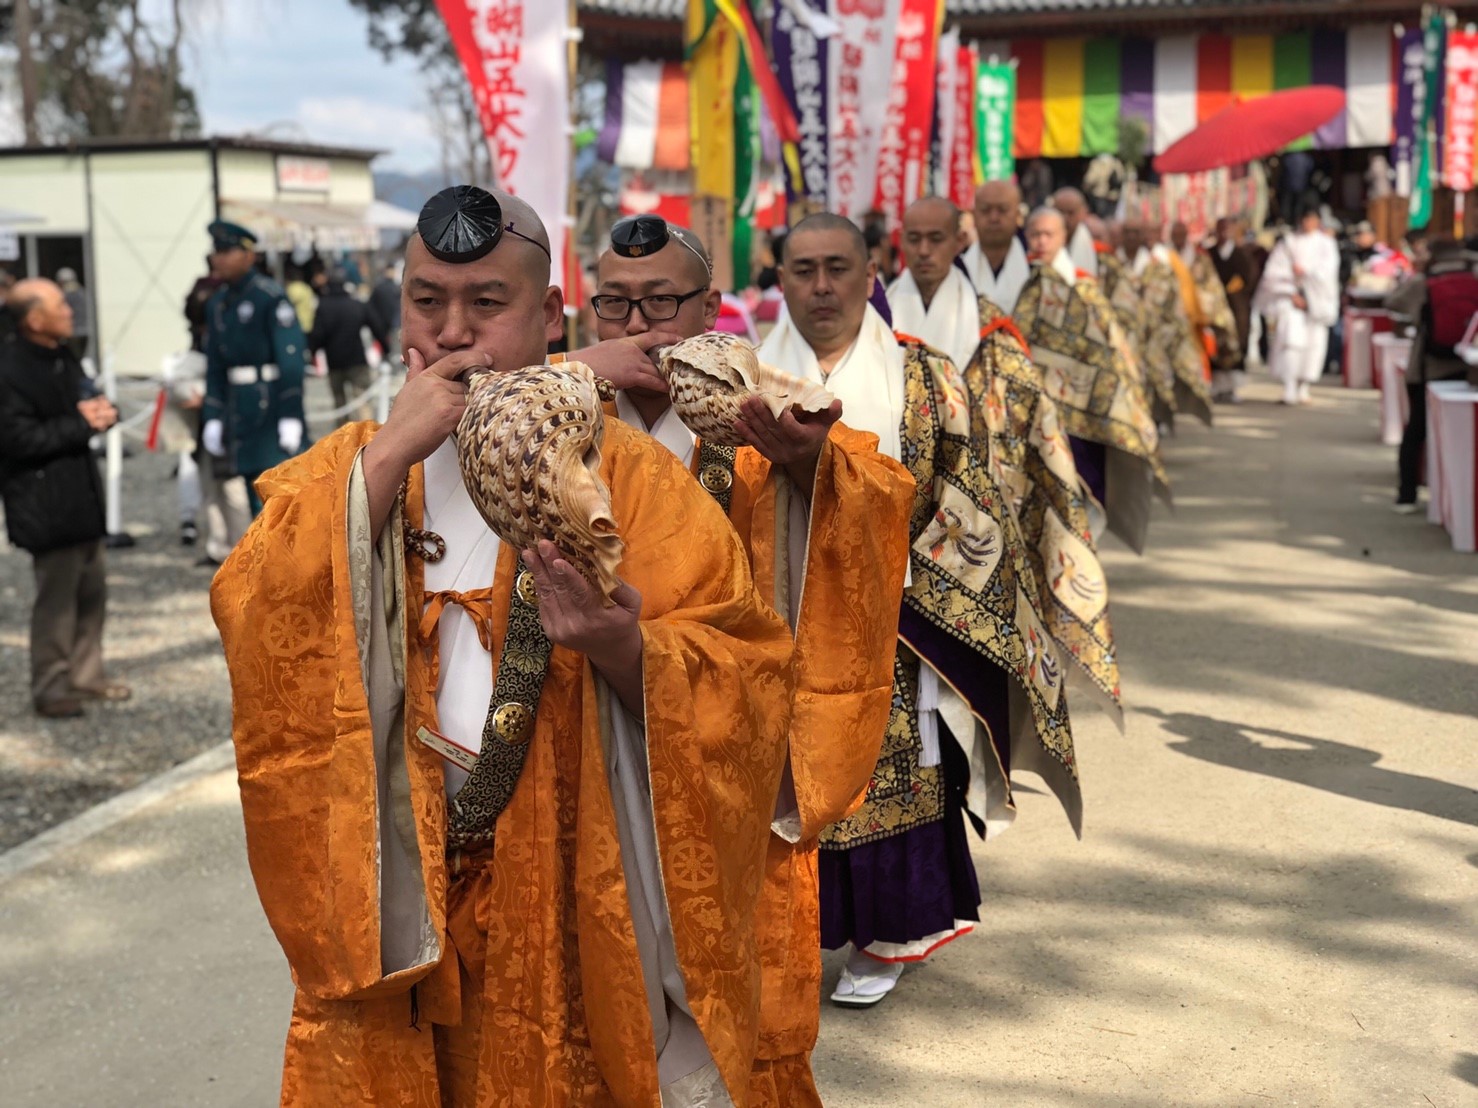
[456,362,624,605]
[657,331,835,447]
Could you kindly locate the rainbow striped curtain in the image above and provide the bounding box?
[978,24,1395,159]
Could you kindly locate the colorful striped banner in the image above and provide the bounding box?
[598,60,690,171]
[998,25,1395,159]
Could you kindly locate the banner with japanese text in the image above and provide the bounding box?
[873,0,944,229]
[828,0,902,217]
[772,0,830,208]
[1411,11,1446,228]
[1393,26,1424,198]
[975,61,1016,183]
[1443,30,1478,193]
[437,0,570,291]
[951,45,978,206]
[931,27,959,200]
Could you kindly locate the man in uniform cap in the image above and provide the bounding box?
[211,185,795,1106]
[588,213,914,1104]
[199,219,308,515]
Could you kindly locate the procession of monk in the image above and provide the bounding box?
[211,180,1238,1108]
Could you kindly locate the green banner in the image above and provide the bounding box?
[732,40,758,289]
[1274,31,1314,151]
[1412,11,1445,229]
[975,62,1016,182]
[1081,39,1121,157]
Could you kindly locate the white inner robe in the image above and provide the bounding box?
[962,238,1030,315]
[886,266,981,373]
[1069,222,1099,279]
[1254,231,1341,400]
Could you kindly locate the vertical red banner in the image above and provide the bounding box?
[951,46,978,208]
[1444,31,1478,192]
[873,0,943,229]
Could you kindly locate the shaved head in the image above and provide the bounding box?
[900,197,964,303]
[400,186,562,377]
[1083,215,1109,245]
[780,212,876,358]
[1120,218,1151,256]
[783,213,868,266]
[594,221,720,345]
[1051,187,1088,234]
[973,179,1023,253]
[1025,207,1067,260]
[597,222,712,290]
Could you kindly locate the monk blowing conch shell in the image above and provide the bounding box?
[455,361,624,604]
[657,331,834,447]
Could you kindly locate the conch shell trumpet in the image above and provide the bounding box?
[657,332,835,447]
[456,363,624,605]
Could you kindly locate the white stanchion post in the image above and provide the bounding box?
[101,357,125,541]
[375,360,392,424]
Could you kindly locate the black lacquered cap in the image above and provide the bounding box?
[418,185,504,263]
[610,215,670,258]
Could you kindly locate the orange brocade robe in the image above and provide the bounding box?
[720,429,913,1107]
[211,420,794,1106]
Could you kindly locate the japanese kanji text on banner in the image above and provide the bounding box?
[437,0,571,291]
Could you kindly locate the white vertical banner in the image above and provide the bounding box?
[441,0,571,292]
[1153,35,1198,155]
[934,27,961,199]
[828,0,903,218]
[1346,24,1394,149]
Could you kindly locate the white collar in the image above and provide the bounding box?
[887,266,980,372]
[757,303,905,463]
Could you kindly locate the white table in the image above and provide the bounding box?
[1372,333,1412,446]
[1425,381,1478,553]
[1341,306,1394,390]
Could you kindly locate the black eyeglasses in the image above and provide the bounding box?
[590,286,709,322]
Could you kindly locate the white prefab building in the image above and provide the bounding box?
[0,136,393,378]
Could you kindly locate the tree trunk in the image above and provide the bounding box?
[14,0,39,144]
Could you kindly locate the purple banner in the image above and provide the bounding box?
[772,0,829,206]
[1394,27,1423,197]
[597,58,624,165]
[1120,39,1155,133]
[1311,28,1347,150]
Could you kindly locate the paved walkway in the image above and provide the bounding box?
[2,380,1475,1107]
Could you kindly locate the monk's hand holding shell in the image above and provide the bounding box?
[378,347,489,467]
[735,395,844,499]
[567,332,683,395]
[522,540,645,717]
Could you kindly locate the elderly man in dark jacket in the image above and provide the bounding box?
[0,279,129,717]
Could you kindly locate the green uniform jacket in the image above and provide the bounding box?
[203,271,308,477]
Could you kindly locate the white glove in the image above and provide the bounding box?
[202,419,225,457]
[278,418,303,454]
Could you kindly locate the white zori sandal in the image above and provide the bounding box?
[830,923,976,1008]
[830,948,906,1007]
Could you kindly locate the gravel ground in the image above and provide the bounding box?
[0,373,389,851]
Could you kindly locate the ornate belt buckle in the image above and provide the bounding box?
[491,701,534,745]
[514,568,539,607]
[699,464,733,494]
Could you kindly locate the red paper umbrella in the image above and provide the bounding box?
[1152,86,1347,175]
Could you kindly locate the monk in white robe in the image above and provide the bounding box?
[1054,187,1100,280]
[1254,209,1341,405]
[962,180,1031,316]
[761,213,1081,1010]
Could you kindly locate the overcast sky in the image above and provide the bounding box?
[180,0,441,173]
